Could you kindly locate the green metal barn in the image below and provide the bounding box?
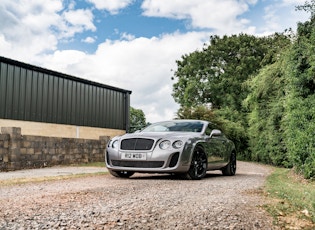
[0,56,131,138]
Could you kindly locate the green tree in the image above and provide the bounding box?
[283,13,315,179]
[244,53,290,166]
[176,105,215,121]
[172,33,290,110]
[172,33,290,157]
[129,107,146,133]
[296,0,315,17]
[244,1,315,178]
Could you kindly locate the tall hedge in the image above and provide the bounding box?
[283,17,315,178]
[244,17,315,178]
[244,56,289,166]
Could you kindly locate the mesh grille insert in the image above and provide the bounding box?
[121,138,154,150]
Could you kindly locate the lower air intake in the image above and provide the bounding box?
[111,160,164,168]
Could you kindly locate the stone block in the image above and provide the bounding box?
[7,162,20,171]
[10,152,20,161]
[92,149,100,154]
[3,141,9,148]
[1,127,21,135]
[20,148,27,154]
[10,141,20,149]
[0,150,3,156]
[22,141,32,148]
[3,155,9,162]
[99,136,110,141]
[48,148,56,154]
[0,134,10,141]
[24,136,38,142]
[35,150,42,155]
[27,148,35,154]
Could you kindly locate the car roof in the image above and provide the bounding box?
[153,119,208,124]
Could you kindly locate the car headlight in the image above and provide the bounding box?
[172,140,183,149]
[112,140,119,149]
[159,140,171,150]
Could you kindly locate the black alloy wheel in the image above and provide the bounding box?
[184,147,207,180]
[222,152,236,176]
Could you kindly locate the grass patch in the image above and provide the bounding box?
[0,172,107,187]
[72,162,106,167]
[0,163,108,187]
[264,168,315,229]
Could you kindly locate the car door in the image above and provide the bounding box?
[204,124,226,168]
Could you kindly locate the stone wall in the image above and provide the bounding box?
[0,127,110,171]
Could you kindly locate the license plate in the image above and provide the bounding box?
[121,152,146,160]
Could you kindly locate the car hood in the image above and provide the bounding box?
[119,131,201,140]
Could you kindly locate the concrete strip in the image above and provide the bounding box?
[0,166,108,181]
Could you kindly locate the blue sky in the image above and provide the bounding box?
[0,0,310,123]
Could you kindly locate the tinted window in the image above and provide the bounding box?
[142,121,204,133]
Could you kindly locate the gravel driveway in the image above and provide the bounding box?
[0,161,276,229]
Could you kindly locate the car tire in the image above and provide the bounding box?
[182,147,207,180]
[109,169,135,178]
[222,152,236,176]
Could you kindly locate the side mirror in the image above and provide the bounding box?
[210,129,222,138]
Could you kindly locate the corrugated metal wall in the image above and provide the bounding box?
[0,56,131,131]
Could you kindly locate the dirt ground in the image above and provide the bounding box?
[0,161,277,229]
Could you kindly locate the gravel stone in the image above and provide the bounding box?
[0,161,277,229]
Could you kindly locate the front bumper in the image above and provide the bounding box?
[105,149,191,173]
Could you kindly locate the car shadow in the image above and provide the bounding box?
[128,171,225,181]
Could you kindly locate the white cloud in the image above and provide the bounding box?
[63,8,96,32]
[0,0,96,60]
[42,50,87,72]
[0,0,310,123]
[120,32,136,41]
[260,0,309,34]
[282,0,306,5]
[141,0,308,35]
[0,34,12,53]
[141,0,256,34]
[57,8,96,39]
[39,32,209,122]
[87,0,134,14]
[0,0,62,59]
[82,36,96,43]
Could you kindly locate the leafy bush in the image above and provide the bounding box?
[244,56,290,166]
[283,16,315,179]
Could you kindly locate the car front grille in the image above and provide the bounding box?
[111,160,164,168]
[120,138,155,150]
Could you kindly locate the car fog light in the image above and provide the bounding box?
[159,140,171,150]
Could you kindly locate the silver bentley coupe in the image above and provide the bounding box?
[105,120,236,180]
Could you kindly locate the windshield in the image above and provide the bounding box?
[142,121,204,133]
